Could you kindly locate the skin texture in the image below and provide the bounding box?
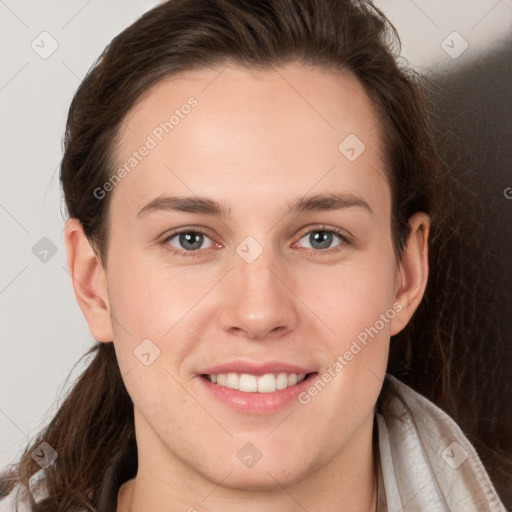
[65,63,429,512]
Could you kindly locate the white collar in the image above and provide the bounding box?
[376,373,506,511]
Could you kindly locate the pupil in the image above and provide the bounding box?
[180,232,202,250]
[311,231,332,249]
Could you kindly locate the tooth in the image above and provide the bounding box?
[226,372,239,390]
[238,373,258,392]
[210,371,307,391]
[276,372,288,390]
[257,373,277,393]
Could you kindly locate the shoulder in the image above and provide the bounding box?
[0,468,49,512]
[0,484,32,512]
[0,470,90,512]
[376,373,507,512]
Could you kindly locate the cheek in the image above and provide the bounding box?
[297,252,398,340]
[106,249,206,335]
[294,249,397,411]
[295,258,396,425]
[106,255,209,416]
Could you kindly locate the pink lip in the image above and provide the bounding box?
[197,359,316,376]
[198,372,317,414]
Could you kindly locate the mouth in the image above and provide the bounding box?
[200,372,318,393]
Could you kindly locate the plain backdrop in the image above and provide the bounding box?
[1,0,510,477]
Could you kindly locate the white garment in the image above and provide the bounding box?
[0,374,507,511]
[375,374,506,511]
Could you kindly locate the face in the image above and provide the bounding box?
[99,63,406,491]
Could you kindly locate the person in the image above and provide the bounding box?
[0,0,509,510]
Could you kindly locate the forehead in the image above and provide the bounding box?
[111,63,389,220]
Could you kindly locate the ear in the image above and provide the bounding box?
[64,218,113,342]
[389,212,430,336]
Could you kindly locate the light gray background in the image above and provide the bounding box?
[1,0,510,469]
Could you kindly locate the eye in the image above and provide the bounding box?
[163,228,216,256]
[161,225,350,258]
[296,227,348,252]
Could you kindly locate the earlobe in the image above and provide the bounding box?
[389,212,430,336]
[64,218,113,343]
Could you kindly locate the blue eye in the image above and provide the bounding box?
[296,228,347,252]
[161,225,349,258]
[163,229,214,256]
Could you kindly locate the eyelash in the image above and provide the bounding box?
[161,225,351,258]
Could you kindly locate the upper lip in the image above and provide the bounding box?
[198,359,316,376]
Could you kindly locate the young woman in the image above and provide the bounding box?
[0,0,509,510]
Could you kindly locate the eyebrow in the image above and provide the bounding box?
[136,192,373,218]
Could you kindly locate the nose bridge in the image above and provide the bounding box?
[237,244,280,297]
[235,238,286,310]
[219,237,298,339]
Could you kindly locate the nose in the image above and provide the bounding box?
[218,244,299,340]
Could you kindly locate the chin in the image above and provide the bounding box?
[194,451,314,492]
[215,466,307,492]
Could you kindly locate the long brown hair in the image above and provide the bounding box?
[0,0,509,510]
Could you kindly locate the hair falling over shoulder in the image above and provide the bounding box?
[0,343,136,510]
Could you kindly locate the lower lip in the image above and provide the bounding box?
[198,373,317,414]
